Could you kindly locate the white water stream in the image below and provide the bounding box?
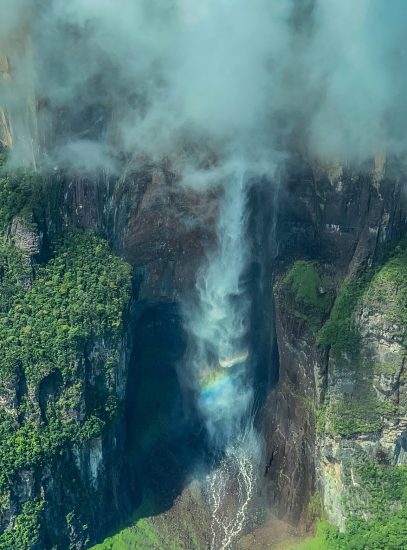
[184,168,263,548]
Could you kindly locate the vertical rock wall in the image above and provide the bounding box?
[263,155,407,531]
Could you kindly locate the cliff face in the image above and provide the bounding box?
[3,148,407,548]
[263,155,407,537]
[0,210,134,548]
[0,149,219,548]
[0,43,221,546]
[2,42,407,545]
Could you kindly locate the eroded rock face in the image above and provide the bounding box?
[57,163,216,301]
[52,153,407,539]
[262,268,329,528]
[10,216,42,257]
[264,155,407,531]
[0,131,220,545]
[0,54,12,148]
[315,276,407,528]
[0,326,133,545]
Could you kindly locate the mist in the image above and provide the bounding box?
[1,1,407,171]
[182,166,252,445]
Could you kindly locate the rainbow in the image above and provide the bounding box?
[219,350,249,369]
[200,368,232,404]
[200,367,230,388]
[199,352,248,406]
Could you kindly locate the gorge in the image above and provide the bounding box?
[1,2,407,550]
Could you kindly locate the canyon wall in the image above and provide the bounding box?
[2,38,407,547]
[0,139,219,547]
[264,155,407,537]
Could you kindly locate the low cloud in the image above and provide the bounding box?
[0,1,406,171]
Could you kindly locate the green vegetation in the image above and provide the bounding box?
[363,244,407,344]
[316,274,368,354]
[290,521,336,550]
[0,230,132,541]
[0,413,105,494]
[0,232,131,492]
[318,243,407,353]
[0,145,7,168]
[283,261,331,331]
[0,145,64,236]
[91,492,179,550]
[284,261,327,310]
[0,170,44,231]
[307,494,323,524]
[315,243,407,436]
[93,519,164,550]
[0,499,44,549]
[324,388,396,437]
[293,463,407,550]
[0,231,132,387]
[0,241,32,313]
[354,461,407,515]
[91,499,206,550]
[293,244,407,548]
[0,153,134,546]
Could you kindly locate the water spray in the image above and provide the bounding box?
[183,166,263,548]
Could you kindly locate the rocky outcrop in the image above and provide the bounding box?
[315,248,407,529]
[9,216,42,257]
[0,224,134,547]
[55,163,216,301]
[263,154,407,532]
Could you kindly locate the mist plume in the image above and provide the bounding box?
[1,1,407,171]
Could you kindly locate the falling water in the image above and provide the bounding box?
[206,428,262,550]
[184,167,263,549]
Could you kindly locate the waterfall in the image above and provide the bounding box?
[183,167,263,549]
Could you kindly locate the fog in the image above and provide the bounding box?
[1,1,406,171]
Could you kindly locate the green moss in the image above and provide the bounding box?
[317,274,369,354]
[283,261,331,331]
[374,360,403,375]
[284,261,327,309]
[92,519,164,550]
[325,395,394,436]
[363,246,407,343]
[308,494,324,524]
[316,405,327,434]
[315,390,388,437]
[316,243,407,435]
